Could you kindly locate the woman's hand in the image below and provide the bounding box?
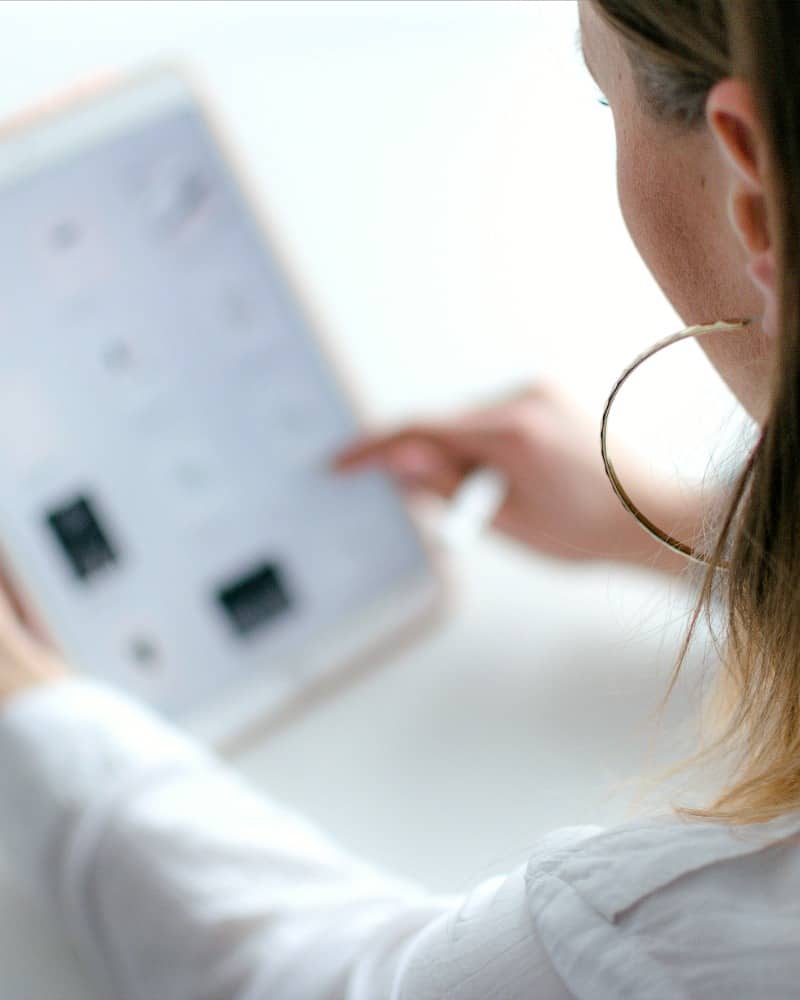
[335,381,694,574]
[0,569,67,706]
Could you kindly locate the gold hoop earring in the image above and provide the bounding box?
[600,316,755,567]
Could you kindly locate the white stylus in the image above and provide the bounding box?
[437,467,508,548]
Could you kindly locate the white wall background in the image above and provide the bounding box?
[0,3,740,996]
[0,0,742,444]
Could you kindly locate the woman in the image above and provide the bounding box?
[0,0,797,996]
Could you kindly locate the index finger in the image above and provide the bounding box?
[332,425,449,471]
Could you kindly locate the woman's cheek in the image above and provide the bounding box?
[614,131,700,320]
[615,132,663,277]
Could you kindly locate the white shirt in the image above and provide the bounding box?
[0,678,798,999]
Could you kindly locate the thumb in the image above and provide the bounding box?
[0,562,55,651]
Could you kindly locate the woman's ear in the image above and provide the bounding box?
[706,77,778,337]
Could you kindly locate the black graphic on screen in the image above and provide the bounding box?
[216,560,292,636]
[46,494,118,580]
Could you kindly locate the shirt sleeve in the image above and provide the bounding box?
[0,678,569,1000]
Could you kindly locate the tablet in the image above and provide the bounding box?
[0,67,443,746]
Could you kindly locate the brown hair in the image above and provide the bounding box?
[591,0,800,823]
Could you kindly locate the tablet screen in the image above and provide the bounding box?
[0,73,434,721]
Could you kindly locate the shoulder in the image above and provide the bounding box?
[524,811,800,999]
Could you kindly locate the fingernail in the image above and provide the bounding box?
[388,445,437,480]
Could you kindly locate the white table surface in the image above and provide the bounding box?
[0,2,730,995]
